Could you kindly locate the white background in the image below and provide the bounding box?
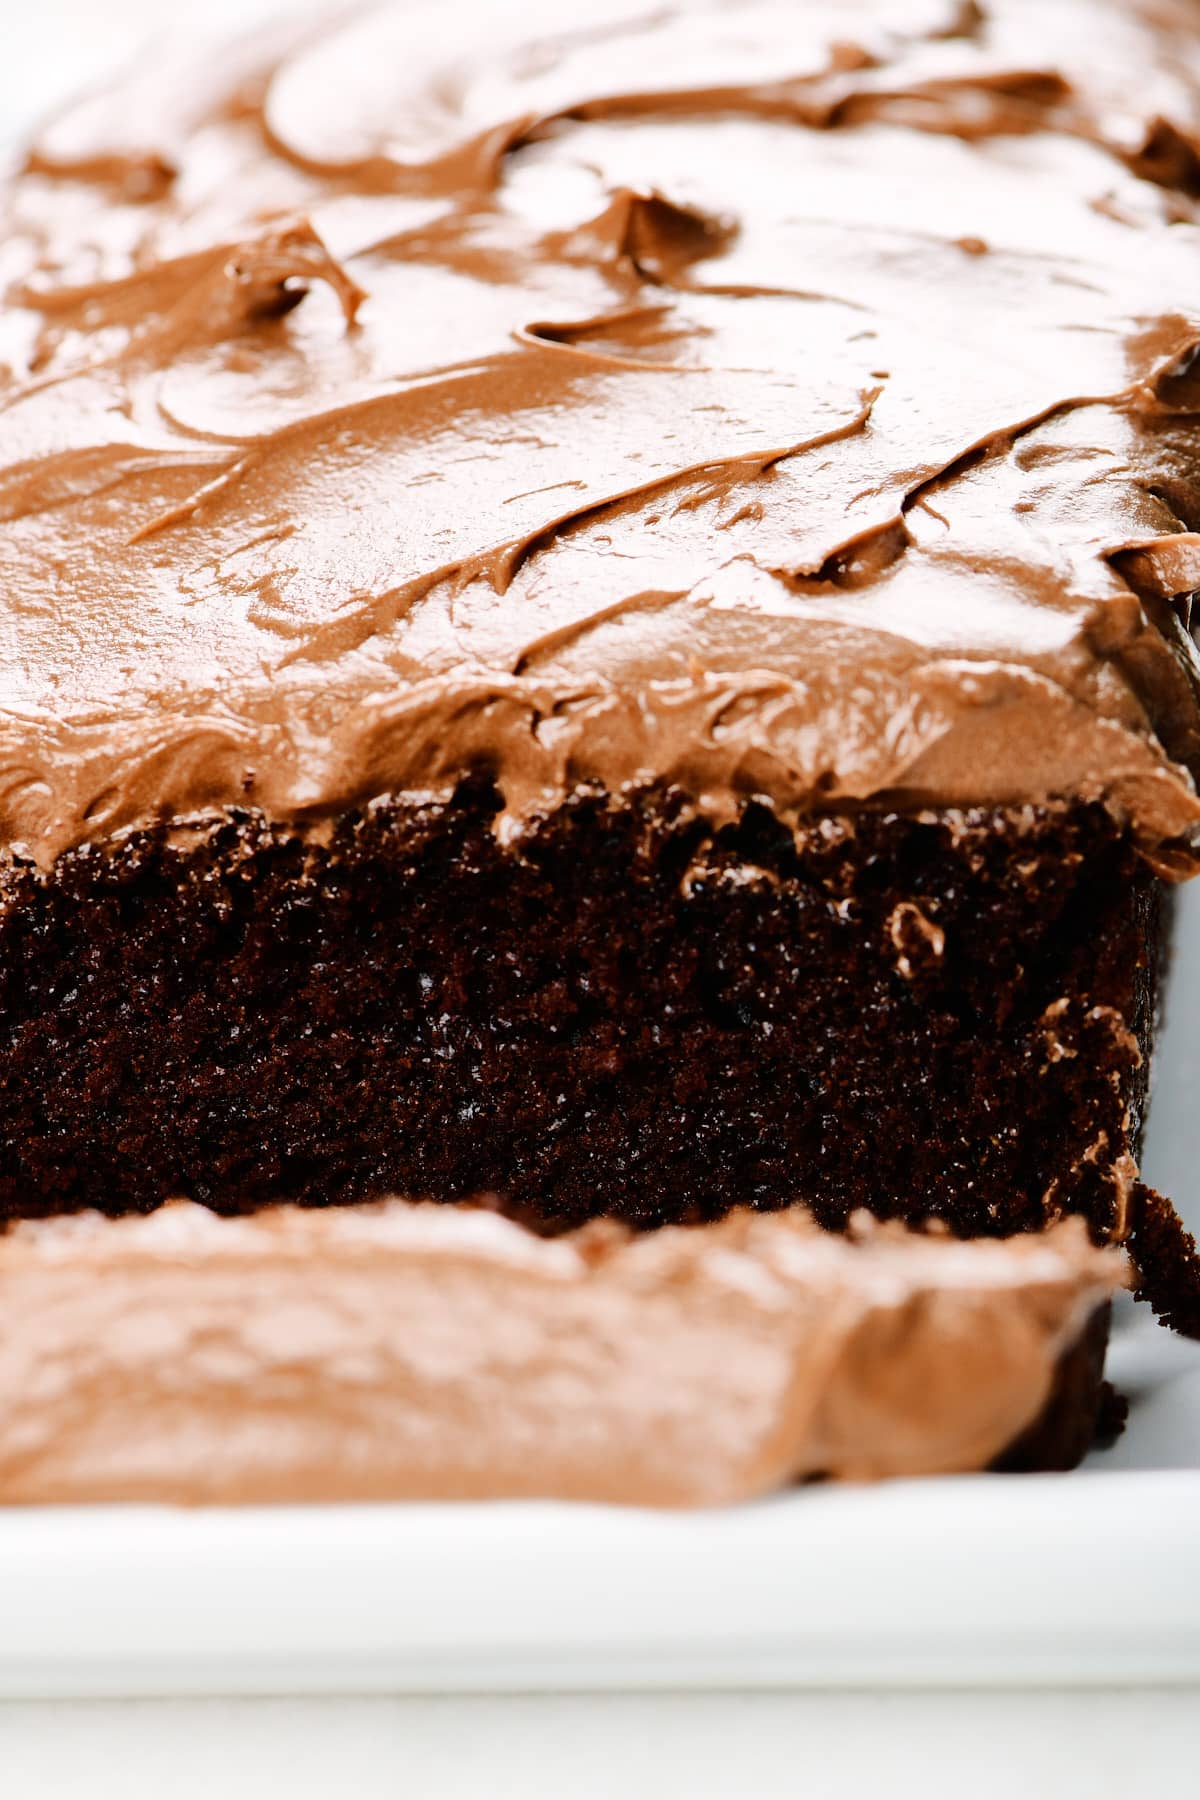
[0,0,1198,1790]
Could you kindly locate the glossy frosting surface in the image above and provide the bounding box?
[0,1200,1125,1504]
[4,0,1200,866]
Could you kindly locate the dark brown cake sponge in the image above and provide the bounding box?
[0,784,1166,1267]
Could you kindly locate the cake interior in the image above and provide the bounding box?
[0,782,1157,1246]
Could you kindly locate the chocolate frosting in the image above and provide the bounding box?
[0,1199,1126,1505]
[4,0,1200,868]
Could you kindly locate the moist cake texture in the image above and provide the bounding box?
[0,788,1161,1251]
[1,0,1200,1498]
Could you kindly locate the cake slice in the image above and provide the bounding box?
[1,0,1199,1500]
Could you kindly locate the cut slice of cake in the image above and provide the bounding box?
[1,0,1199,1501]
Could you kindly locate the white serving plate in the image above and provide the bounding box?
[0,1461,1197,1698]
[1,0,1198,1701]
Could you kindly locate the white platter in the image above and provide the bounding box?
[1,0,1198,1702]
[0,1462,1197,1698]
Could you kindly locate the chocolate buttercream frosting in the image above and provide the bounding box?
[3,0,1200,868]
[0,1200,1126,1505]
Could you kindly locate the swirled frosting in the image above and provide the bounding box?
[3,0,1200,868]
[0,1200,1125,1504]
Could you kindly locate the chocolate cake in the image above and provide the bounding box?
[1,0,1199,1502]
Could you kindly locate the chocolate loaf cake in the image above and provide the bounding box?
[1,0,1199,1501]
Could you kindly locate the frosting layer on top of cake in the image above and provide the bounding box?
[4,0,1200,867]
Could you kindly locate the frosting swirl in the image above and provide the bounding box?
[3,0,1200,868]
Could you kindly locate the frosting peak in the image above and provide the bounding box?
[2,0,1200,868]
